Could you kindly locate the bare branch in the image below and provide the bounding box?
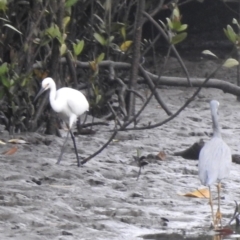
[142,11,192,87]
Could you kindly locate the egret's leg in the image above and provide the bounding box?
[215,183,222,228]
[69,130,81,167]
[57,130,70,164]
[209,186,216,229]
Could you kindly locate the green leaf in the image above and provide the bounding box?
[172,20,181,31]
[59,43,67,56]
[232,18,239,25]
[40,38,51,47]
[0,62,8,75]
[1,76,10,88]
[223,58,239,68]
[232,18,240,29]
[106,36,114,45]
[93,33,106,46]
[104,0,111,11]
[96,53,105,63]
[224,25,236,43]
[3,24,22,35]
[171,32,187,45]
[166,18,173,29]
[227,25,237,42]
[73,39,84,56]
[172,7,180,19]
[176,24,188,32]
[21,77,29,87]
[45,24,62,43]
[45,26,56,38]
[96,94,102,104]
[110,43,121,52]
[120,26,126,40]
[202,50,218,58]
[0,0,7,12]
[65,0,79,8]
[63,16,70,31]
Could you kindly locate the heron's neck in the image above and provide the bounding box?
[212,112,221,138]
[49,83,61,113]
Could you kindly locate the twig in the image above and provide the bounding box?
[142,11,192,87]
[107,101,122,128]
[65,50,78,88]
[121,91,154,129]
[139,64,172,116]
[81,129,118,165]
[119,59,226,131]
[81,121,109,128]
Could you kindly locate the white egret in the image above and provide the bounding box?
[35,77,89,167]
[198,100,231,229]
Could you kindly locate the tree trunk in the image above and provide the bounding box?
[127,0,145,119]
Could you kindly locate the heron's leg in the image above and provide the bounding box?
[69,129,81,167]
[209,186,216,229]
[215,183,222,228]
[57,130,70,164]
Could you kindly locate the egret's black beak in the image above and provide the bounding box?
[34,87,46,102]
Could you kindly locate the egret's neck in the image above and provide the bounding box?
[212,112,221,138]
[49,82,61,113]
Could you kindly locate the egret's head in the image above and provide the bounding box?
[41,77,52,91]
[34,77,54,102]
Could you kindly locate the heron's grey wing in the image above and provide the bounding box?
[198,138,230,186]
[218,140,231,181]
[198,140,217,186]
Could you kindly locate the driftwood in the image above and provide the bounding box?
[174,140,240,164]
[33,58,240,97]
[147,71,240,97]
[49,59,240,97]
[174,140,205,160]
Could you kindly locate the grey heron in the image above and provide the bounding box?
[198,100,231,229]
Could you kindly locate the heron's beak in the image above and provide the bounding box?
[34,87,46,102]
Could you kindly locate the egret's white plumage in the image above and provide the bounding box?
[41,77,89,128]
[198,100,231,229]
[35,77,89,167]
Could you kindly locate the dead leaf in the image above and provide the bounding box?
[33,69,48,79]
[180,188,209,198]
[8,139,28,144]
[120,40,133,52]
[3,147,18,155]
[89,61,98,72]
[215,227,234,235]
[157,151,166,160]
